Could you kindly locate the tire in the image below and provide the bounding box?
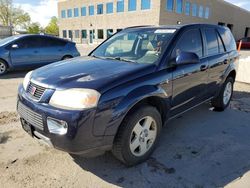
[112,105,162,166]
[0,60,7,75]
[62,55,73,60]
[211,77,234,111]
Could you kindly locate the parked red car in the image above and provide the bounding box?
[237,37,250,49]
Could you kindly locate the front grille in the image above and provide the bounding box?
[17,102,44,130]
[27,82,46,100]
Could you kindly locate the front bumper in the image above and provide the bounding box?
[17,85,113,155]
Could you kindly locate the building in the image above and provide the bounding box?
[0,25,12,39]
[58,0,250,44]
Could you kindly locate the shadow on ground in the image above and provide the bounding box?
[72,90,250,187]
[0,70,29,79]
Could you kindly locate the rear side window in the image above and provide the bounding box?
[218,28,236,52]
[174,29,203,58]
[217,33,225,53]
[204,28,219,56]
[40,37,67,47]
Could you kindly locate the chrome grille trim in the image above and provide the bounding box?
[27,82,46,100]
[17,102,44,130]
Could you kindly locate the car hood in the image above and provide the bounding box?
[31,56,155,93]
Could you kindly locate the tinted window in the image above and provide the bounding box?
[128,0,137,11]
[166,0,174,12]
[63,30,67,38]
[141,0,151,10]
[217,33,225,53]
[16,37,41,48]
[97,29,104,39]
[218,28,236,52]
[82,30,87,39]
[40,37,67,47]
[174,29,203,58]
[204,28,219,56]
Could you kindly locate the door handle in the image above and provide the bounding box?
[200,65,208,71]
[223,59,229,64]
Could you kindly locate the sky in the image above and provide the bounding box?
[13,0,250,27]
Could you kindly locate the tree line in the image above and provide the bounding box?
[0,0,59,36]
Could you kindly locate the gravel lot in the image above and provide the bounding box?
[0,68,250,188]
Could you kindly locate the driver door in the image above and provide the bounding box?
[170,28,208,116]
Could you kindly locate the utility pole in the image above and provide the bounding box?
[9,0,13,35]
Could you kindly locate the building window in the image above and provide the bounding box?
[74,8,79,17]
[205,7,210,19]
[67,9,72,18]
[192,4,197,16]
[97,29,104,39]
[117,29,123,32]
[68,30,73,39]
[81,30,87,39]
[61,10,66,18]
[166,0,174,12]
[106,2,113,14]
[89,5,94,16]
[199,5,203,18]
[97,4,103,14]
[141,0,151,10]
[75,30,80,38]
[176,0,183,14]
[128,0,137,11]
[81,7,86,16]
[63,30,67,38]
[107,29,113,38]
[117,0,124,12]
[185,2,190,15]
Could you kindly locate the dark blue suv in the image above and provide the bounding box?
[0,34,80,75]
[17,24,238,166]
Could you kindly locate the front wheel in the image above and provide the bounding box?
[112,105,162,166]
[211,77,234,111]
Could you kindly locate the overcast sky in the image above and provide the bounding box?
[13,0,250,27]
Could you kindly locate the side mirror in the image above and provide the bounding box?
[12,44,19,49]
[176,51,200,65]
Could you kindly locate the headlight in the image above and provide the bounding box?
[49,88,101,110]
[23,71,33,90]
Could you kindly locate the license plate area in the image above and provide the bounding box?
[21,118,34,137]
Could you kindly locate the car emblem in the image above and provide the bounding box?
[30,86,36,96]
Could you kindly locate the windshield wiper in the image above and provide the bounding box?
[105,57,136,63]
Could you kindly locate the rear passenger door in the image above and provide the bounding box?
[203,27,229,97]
[170,28,209,116]
[39,36,67,64]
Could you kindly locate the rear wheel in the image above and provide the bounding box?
[112,105,162,166]
[211,77,234,111]
[0,60,7,75]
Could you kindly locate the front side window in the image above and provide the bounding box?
[128,0,137,11]
[176,0,183,14]
[141,0,151,10]
[199,5,204,18]
[91,28,176,64]
[67,9,72,18]
[174,29,203,58]
[74,8,79,17]
[97,4,103,14]
[117,0,124,12]
[89,5,94,15]
[106,2,113,14]
[185,2,190,15]
[16,37,41,49]
[204,28,219,56]
[81,7,86,16]
[205,7,210,19]
[192,4,197,16]
[166,0,174,12]
[61,10,66,18]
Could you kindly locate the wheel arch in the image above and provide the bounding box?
[0,58,9,68]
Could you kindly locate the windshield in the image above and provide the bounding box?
[0,35,21,46]
[91,28,176,64]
